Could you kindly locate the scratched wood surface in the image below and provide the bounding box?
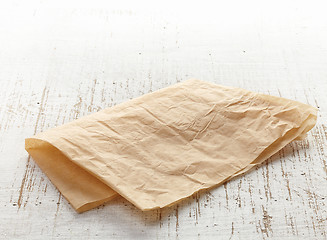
[0,1,326,239]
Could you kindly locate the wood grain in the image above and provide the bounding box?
[0,1,326,239]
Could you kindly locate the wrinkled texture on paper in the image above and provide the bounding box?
[25,79,317,212]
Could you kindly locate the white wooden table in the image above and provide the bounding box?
[1,1,326,239]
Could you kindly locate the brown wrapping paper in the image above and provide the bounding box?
[25,79,317,213]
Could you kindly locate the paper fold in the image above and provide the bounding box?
[25,79,317,212]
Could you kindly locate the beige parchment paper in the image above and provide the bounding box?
[25,79,317,213]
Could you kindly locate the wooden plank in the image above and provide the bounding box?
[0,1,326,239]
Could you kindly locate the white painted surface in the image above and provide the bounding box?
[0,1,326,239]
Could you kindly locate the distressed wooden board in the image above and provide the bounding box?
[0,1,326,239]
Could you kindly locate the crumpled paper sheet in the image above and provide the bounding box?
[25,79,317,213]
